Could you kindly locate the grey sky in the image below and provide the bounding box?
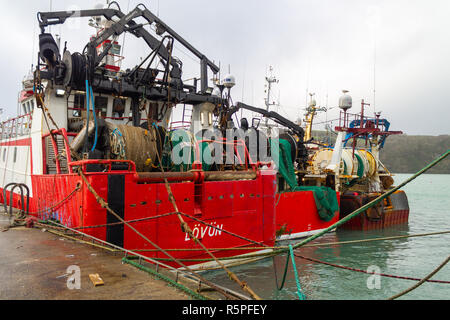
[1,0,449,135]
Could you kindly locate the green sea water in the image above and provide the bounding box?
[203,174,450,300]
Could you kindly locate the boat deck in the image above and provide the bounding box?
[0,213,189,300]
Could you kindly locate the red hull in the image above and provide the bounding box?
[2,168,277,269]
[275,191,340,240]
[339,190,410,231]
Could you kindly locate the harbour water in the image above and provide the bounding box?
[203,174,450,300]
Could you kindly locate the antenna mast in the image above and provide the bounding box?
[264,66,279,127]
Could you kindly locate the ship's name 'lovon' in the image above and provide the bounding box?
[184,222,224,242]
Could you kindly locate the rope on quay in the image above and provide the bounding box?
[34,218,248,300]
[387,255,450,300]
[122,257,209,301]
[43,227,120,253]
[76,168,239,300]
[5,185,81,225]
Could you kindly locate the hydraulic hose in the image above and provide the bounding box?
[84,79,90,153]
[90,84,98,152]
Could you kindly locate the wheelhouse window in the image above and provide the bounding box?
[72,94,86,117]
[113,98,126,118]
[95,96,108,118]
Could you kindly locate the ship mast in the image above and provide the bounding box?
[264,66,279,128]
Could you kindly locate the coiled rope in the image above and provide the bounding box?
[110,128,126,159]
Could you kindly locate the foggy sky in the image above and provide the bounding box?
[0,0,449,135]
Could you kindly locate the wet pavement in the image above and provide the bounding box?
[0,213,189,300]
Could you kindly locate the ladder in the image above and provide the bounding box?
[171,105,192,130]
[45,135,69,174]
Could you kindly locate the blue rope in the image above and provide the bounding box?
[112,128,122,137]
[289,245,306,300]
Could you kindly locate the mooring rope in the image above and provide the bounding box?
[301,230,450,248]
[122,257,210,301]
[27,76,253,300]
[72,212,178,230]
[387,255,450,300]
[67,229,450,253]
[76,168,238,300]
[273,252,290,291]
[33,218,245,300]
[294,253,450,284]
[289,245,306,300]
[16,76,450,299]
[36,87,81,162]
[149,122,263,300]
[290,149,450,252]
[273,245,306,300]
[4,185,81,221]
[67,209,266,247]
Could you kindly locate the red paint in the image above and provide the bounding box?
[0,137,33,174]
[338,192,410,231]
[275,191,340,238]
[0,137,32,147]
[6,167,277,268]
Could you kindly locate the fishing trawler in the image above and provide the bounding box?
[0,3,341,270]
[304,91,410,230]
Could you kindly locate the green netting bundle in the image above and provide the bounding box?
[168,129,212,172]
[273,138,339,222]
[292,186,340,222]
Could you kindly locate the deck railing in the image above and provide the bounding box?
[0,113,33,141]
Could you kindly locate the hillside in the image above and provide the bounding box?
[380,134,450,174]
[310,131,450,174]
